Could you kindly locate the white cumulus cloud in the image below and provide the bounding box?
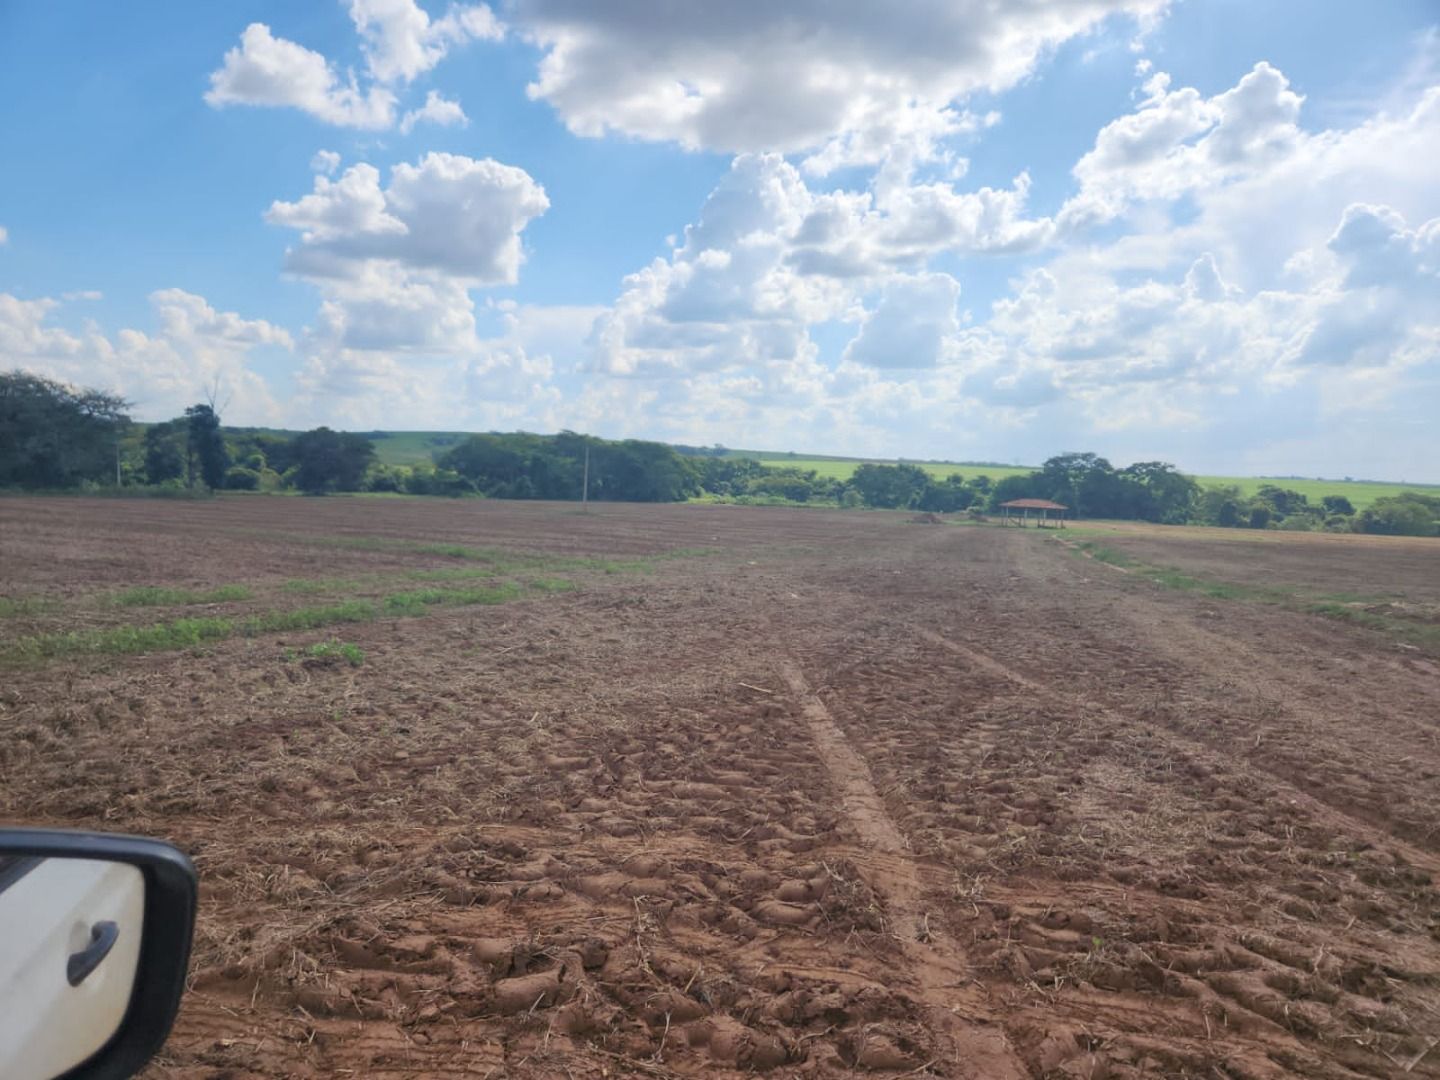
[268,153,548,362]
[399,90,469,134]
[205,23,397,129]
[843,273,961,369]
[1059,62,1304,228]
[349,0,501,83]
[268,152,549,284]
[0,290,290,421]
[515,0,1163,155]
[593,152,1055,378]
[206,2,499,129]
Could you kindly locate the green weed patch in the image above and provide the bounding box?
[10,616,235,659]
[0,596,57,618]
[4,537,705,665]
[240,601,377,635]
[105,584,252,607]
[1074,541,1138,569]
[297,640,364,666]
[524,577,577,593]
[383,584,522,616]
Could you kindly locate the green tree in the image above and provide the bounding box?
[917,474,974,512]
[1254,485,1308,518]
[592,439,702,502]
[1358,494,1440,537]
[743,466,832,502]
[1036,452,1120,517]
[1321,495,1355,516]
[850,463,930,508]
[694,456,768,496]
[185,404,228,489]
[987,472,1043,510]
[291,428,377,494]
[143,420,186,484]
[1120,461,1200,523]
[438,431,704,503]
[1196,484,1243,527]
[0,370,130,488]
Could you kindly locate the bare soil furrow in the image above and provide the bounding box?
[779,658,1027,1080]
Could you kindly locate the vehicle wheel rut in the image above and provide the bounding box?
[779,659,1027,1080]
[915,627,1440,876]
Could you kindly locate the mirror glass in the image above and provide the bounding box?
[0,856,145,1080]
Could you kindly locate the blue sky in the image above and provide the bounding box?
[2,1,1437,480]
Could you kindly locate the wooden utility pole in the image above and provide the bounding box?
[581,445,590,511]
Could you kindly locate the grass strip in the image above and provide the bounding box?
[383,584,522,616]
[0,596,57,618]
[3,585,535,664]
[4,538,704,664]
[1074,541,1139,569]
[105,584,252,607]
[240,601,376,635]
[1068,540,1440,646]
[7,616,235,660]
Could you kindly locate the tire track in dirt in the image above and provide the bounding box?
[910,626,1440,1077]
[915,627,1440,877]
[1011,533,1440,859]
[778,659,1027,1080]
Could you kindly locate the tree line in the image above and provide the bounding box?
[1,371,377,496]
[3,369,1437,536]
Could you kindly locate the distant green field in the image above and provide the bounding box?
[723,452,1034,484]
[224,429,471,467]
[228,428,1438,512]
[368,431,471,466]
[723,450,1436,511]
[1189,476,1436,510]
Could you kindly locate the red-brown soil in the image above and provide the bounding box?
[2,497,1438,1078]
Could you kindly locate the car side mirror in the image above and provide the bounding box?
[0,830,198,1080]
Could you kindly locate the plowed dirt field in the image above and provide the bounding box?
[2,497,1438,1078]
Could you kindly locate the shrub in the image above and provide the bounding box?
[365,464,408,493]
[404,466,475,497]
[301,640,364,666]
[223,466,261,490]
